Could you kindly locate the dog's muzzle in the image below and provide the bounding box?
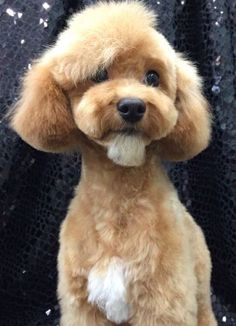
[117,97,146,123]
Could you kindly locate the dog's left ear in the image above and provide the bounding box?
[158,54,211,161]
[10,62,80,152]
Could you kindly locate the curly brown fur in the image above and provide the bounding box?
[10,2,216,325]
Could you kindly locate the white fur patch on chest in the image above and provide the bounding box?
[87,257,131,324]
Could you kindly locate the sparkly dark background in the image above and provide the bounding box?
[0,0,235,325]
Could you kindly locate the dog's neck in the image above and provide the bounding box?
[79,142,171,197]
[72,141,179,238]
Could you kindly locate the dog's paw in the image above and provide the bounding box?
[87,257,131,323]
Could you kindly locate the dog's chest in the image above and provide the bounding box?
[94,195,159,248]
[84,190,194,323]
[87,257,132,324]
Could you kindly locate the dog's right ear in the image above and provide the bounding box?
[157,54,211,161]
[10,62,80,152]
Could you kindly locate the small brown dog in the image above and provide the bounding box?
[10,2,217,325]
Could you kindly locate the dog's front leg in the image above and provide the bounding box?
[87,257,132,324]
[58,250,115,326]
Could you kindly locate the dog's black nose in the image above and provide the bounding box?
[117,98,146,123]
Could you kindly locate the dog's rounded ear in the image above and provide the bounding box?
[10,63,80,152]
[158,54,211,161]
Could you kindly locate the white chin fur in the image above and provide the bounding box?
[107,134,146,167]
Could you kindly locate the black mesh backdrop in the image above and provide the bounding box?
[0,0,235,325]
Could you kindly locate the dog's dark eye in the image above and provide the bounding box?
[92,69,109,83]
[144,70,160,87]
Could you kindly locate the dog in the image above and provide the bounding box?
[10,1,217,325]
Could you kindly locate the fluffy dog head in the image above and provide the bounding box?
[10,1,211,166]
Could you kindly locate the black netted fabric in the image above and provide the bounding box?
[0,0,235,325]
